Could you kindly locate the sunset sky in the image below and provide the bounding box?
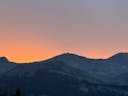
[1,0,128,62]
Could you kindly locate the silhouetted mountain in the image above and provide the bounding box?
[0,57,16,76]
[0,57,8,63]
[108,52,128,62]
[1,53,128,96]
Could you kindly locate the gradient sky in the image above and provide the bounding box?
[1,0,128,62]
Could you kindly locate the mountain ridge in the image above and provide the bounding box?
[0,52,128,95]
[108,52,128,61]
[0,57,9,63]
[1,52,128,64]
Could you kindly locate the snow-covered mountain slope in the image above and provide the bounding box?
[40,53,128,84]
[1,53,128,85]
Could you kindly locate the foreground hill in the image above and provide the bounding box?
[1,53,128,95]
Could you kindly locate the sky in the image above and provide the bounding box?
[0,0,128,62]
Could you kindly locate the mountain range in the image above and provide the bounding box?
[0,52,128,96]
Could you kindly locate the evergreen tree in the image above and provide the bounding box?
[15,88,21,96]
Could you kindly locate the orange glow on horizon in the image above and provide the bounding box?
[1,51,116,63]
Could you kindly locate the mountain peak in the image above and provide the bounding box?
[0,57,9,63]
[108,52,128,61]
[47,53,88,62]
[59,53,79,56]
[55,53,86,58]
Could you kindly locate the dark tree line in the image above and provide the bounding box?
[0,88,21,96]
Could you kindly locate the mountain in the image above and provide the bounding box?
[108,52,128,62]
[0,57,9,63]
[0,57,16,75]
[1,53,128,95]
